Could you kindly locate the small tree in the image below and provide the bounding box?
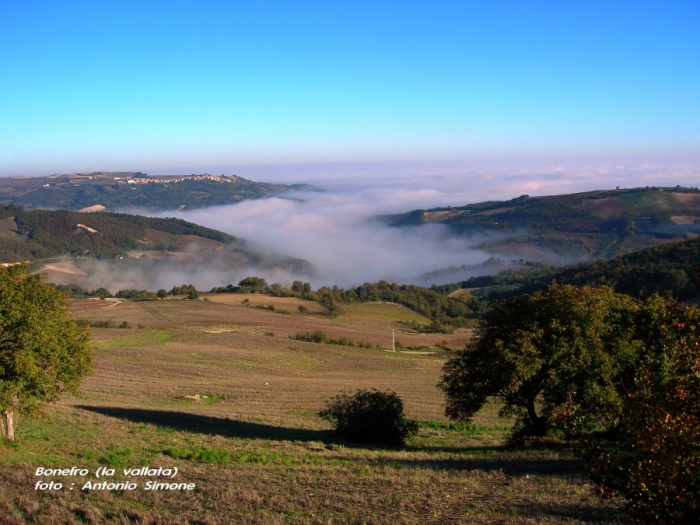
[93,287,112,299]
[0,265,92,441]
[238,277,268,294]
[439,285,641,441]
[320,389,418,447]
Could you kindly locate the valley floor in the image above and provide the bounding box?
[0,297,624,524]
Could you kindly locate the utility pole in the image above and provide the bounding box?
[392,328,395,352]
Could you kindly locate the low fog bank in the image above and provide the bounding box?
[148,195,499,289]
[161,154,700,195]
[113,161,698,290]
[43,256,313,295]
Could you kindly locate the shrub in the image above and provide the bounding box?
[319,389,418,447]
[289,331,362,346]
[76,319,114,328]
[290,330,328,344]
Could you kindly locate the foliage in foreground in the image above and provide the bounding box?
[581,300,700,524]
[439,284,641,441]
[320,389,419,447]
[439,282,700,521]
[0,265,92,441]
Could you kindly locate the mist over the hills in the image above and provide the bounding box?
[130,161,699,289]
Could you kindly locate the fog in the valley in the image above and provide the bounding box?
[151,196,499,289]
[103,160,697,291]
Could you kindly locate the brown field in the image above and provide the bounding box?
[203,293,329,315]
[474,206,516,217]
[666,192,700,207]
[125,251,204,261]
[43,261,89,276]
[0,297,624,524]
[0,216,19,237]
[579,197,625,219]
[138,229,226,250]
[423,210,461,222]
[40,259,90,285]
[671,215,700,225]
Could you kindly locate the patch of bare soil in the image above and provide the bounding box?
[667,193,700,207]
[43,261,87,276]
[423,210,460,222]
[671,215,700,224]
[580,197,626,218]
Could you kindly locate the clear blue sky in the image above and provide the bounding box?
[1,1,698,176]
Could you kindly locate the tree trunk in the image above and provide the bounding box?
[525,398,547,437]
[3,409,14,442]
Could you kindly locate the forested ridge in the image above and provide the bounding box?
[0,205,238,261]
[312,236,700,325]
[383,186,700,261]
[437,236,700,303]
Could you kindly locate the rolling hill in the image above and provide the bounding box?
[0,205,313,289]
[431,235,700,306]
[382,186,700,264]
[0,172,310,211]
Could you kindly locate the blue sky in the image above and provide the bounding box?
[1,1,698,178]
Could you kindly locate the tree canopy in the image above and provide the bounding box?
[441,236,700,306]
[439,284,642,440]
[0,265,92,441]
[582,299,700,523]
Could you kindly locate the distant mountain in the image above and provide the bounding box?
[0,172,310,211]
[381,186,700,263]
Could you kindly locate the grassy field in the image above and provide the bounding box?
[0,297,624,524]
[618,190,669,213]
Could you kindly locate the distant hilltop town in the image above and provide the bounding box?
[0,171,303,211]
[115,173,238,185]
[31,171,242,185]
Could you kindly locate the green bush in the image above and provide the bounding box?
[320,389,418,447]
[290,330,328,343]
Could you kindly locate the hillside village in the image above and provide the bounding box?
[0,172,300,211]
[116,174,238,185]
[37,172,242,186]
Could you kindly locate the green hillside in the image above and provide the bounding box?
[0,205,241,261]
[434,236,700,304]
[383,186,700,261]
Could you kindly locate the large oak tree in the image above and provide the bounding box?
[439,284,641,440]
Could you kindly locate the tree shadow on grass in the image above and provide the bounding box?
[368,454,584,475]
[512,502,626,524]
[76,405,332,442]
[78,406,584,476]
